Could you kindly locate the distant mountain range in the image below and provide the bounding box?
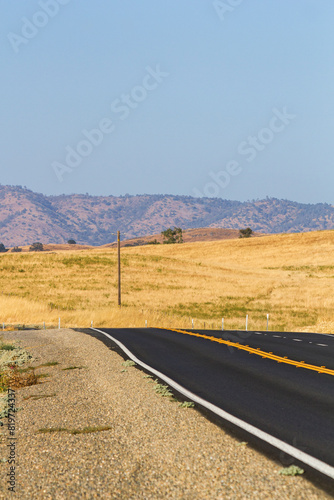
[0,185,334,247]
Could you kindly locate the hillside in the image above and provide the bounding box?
[1,230,334,333]
[7,229,249,252]
[1,185,334,246]
[105,228,252,248]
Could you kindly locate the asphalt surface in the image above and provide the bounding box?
[83,327,334,480]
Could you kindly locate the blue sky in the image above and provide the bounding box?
[1,1,334,203]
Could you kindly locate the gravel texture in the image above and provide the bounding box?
[0,328,333,499]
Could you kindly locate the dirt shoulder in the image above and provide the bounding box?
[0,329,332,499]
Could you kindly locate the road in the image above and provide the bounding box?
[83,327,334,480]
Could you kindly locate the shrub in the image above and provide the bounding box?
[29,242,44,252]
[239,228,253,238]
[161,227,183,244]
[0,243,8,253]
[11,246,22,253]
[67,239,76,245]
[1,366,38,389]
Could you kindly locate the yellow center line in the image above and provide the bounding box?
[154,327,334,377]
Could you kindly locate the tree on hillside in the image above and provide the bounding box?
[239,227,253,238]
[67,239,76,245]
[29,242,44,252]
[161,227,183,244]
[11,246,22,253]
[0,243,8,253]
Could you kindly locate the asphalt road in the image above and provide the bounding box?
[84,327,334,480]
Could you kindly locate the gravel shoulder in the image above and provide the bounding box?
[0,328,333,499]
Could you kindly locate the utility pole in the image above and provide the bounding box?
[117,230,121,306]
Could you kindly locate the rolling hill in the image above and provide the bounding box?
[0,185,334,246]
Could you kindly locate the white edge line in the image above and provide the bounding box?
[90,327,334,480]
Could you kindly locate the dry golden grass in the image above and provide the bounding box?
[1,367,38,390]
[1,230,334,332]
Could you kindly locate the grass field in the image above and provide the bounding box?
[0,230,334,333]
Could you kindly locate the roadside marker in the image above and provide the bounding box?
[145,320,147,328]
[58,317,60,329]
[246,315,248,331]
[267,314,269,331]
[222,318,224,331]
[192,319,194,329]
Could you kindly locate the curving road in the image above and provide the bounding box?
[82,327,334,480]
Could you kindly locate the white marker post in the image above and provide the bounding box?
[145,320,147,328]
[58,317,61,330]
[246,315,248,331]
[267,314,269,332]
[192,319,194,329]
[91,320,93,328]
[222,318,224,331]
[43,321,46,330]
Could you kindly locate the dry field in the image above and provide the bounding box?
[1,230,334,333]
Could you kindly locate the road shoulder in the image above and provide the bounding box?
[0,328,332,499]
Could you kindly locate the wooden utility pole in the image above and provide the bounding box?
[117,230,121,306]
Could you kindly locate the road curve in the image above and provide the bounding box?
[83,327,334,480]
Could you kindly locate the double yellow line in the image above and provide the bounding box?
[156,327,334,377]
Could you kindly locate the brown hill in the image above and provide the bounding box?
[12,243,94,253]
[1,185,334,247]
[104,227,260,248]
[9,229,257,252]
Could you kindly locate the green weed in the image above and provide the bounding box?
[23,393,56,401]
[61,366,86,371]
[121,360,136,367]
[153,381,174,398]
[38,425,111,434]
[279,465,304,476]
[178,401,195,408]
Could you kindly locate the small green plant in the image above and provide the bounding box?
[0,344,16,351]
[17,367,35,373]
[38,427,68,433]
[121,360,136,367]
[279,465,304,476]
[153,381,174,397]
[61,366,85,371]
[38,425,111,435]
[143,374,153,379]
[23,393,56,401]
[70,426,111,435]
[178,401,195,408]
[38,361,59,367]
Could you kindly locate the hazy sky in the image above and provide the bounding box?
[2,1,334,203]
